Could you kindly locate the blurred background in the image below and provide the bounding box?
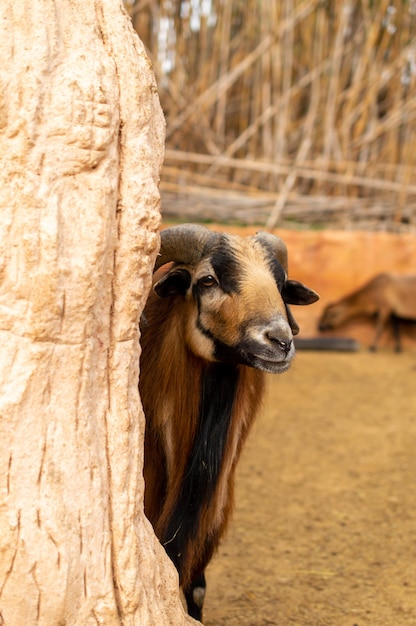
[124,0,416,231]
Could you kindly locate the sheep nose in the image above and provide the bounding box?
[273,338,292,355]
[265,327,293,354]
[279,339,292,354]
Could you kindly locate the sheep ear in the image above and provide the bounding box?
[154,268,191,297]
[282,280,319,305]
[285,304,300,336]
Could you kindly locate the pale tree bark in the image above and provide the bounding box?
[0,2,197,624]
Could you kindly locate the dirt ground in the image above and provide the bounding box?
[203,349,416,626]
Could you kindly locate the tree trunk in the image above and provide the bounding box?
[0,2,196,624]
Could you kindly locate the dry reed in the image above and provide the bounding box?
[125,0,416,231]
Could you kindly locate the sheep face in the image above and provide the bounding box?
[318,302,348,330]
[153,234,318,374]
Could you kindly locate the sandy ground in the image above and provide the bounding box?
[203,349,416,626]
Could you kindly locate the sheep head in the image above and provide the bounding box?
[151,224,318,374]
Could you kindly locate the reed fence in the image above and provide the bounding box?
[125,0,416,231]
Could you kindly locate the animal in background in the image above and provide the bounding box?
[139,224,319,621]
[318,273,416,352]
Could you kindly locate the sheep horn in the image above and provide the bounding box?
[154,224,220,271]
[253,231,288,272]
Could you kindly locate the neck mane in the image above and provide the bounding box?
[162,362,239,577]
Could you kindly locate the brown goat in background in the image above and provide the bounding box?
[139,224,319,622]
[318,273,416,352]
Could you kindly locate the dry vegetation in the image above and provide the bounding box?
[125,0,416,230]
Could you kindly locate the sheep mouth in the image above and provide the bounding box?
[249,353,293,374]
[212,338,294,372]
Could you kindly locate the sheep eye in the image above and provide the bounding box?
[199,275,217,288]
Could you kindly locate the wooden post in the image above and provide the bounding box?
[0,1,197,624]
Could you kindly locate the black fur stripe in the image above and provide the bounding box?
[210,240,240,294]
[162,363,239,580]
[256,242,286,291]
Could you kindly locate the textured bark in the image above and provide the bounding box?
[0,2,195,624]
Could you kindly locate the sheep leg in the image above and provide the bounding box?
[391,315,402,352]
[184,571,206,622]
[370,311,389,351]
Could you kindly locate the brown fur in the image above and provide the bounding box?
[140,294,201,536]
[140,286,265,588]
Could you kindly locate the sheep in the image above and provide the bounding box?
[139,224,319,621]
[318,272,416,352]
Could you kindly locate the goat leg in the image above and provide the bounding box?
[391,315,402,352]
[370,311,389,351]
[184,571,206,622]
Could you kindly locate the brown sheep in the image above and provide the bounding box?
[139,224,319,621]
[318,273,416,352]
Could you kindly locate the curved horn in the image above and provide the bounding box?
[253,231,288,272]
[154,224,220,271]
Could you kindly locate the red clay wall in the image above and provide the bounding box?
[278,229,416,348]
